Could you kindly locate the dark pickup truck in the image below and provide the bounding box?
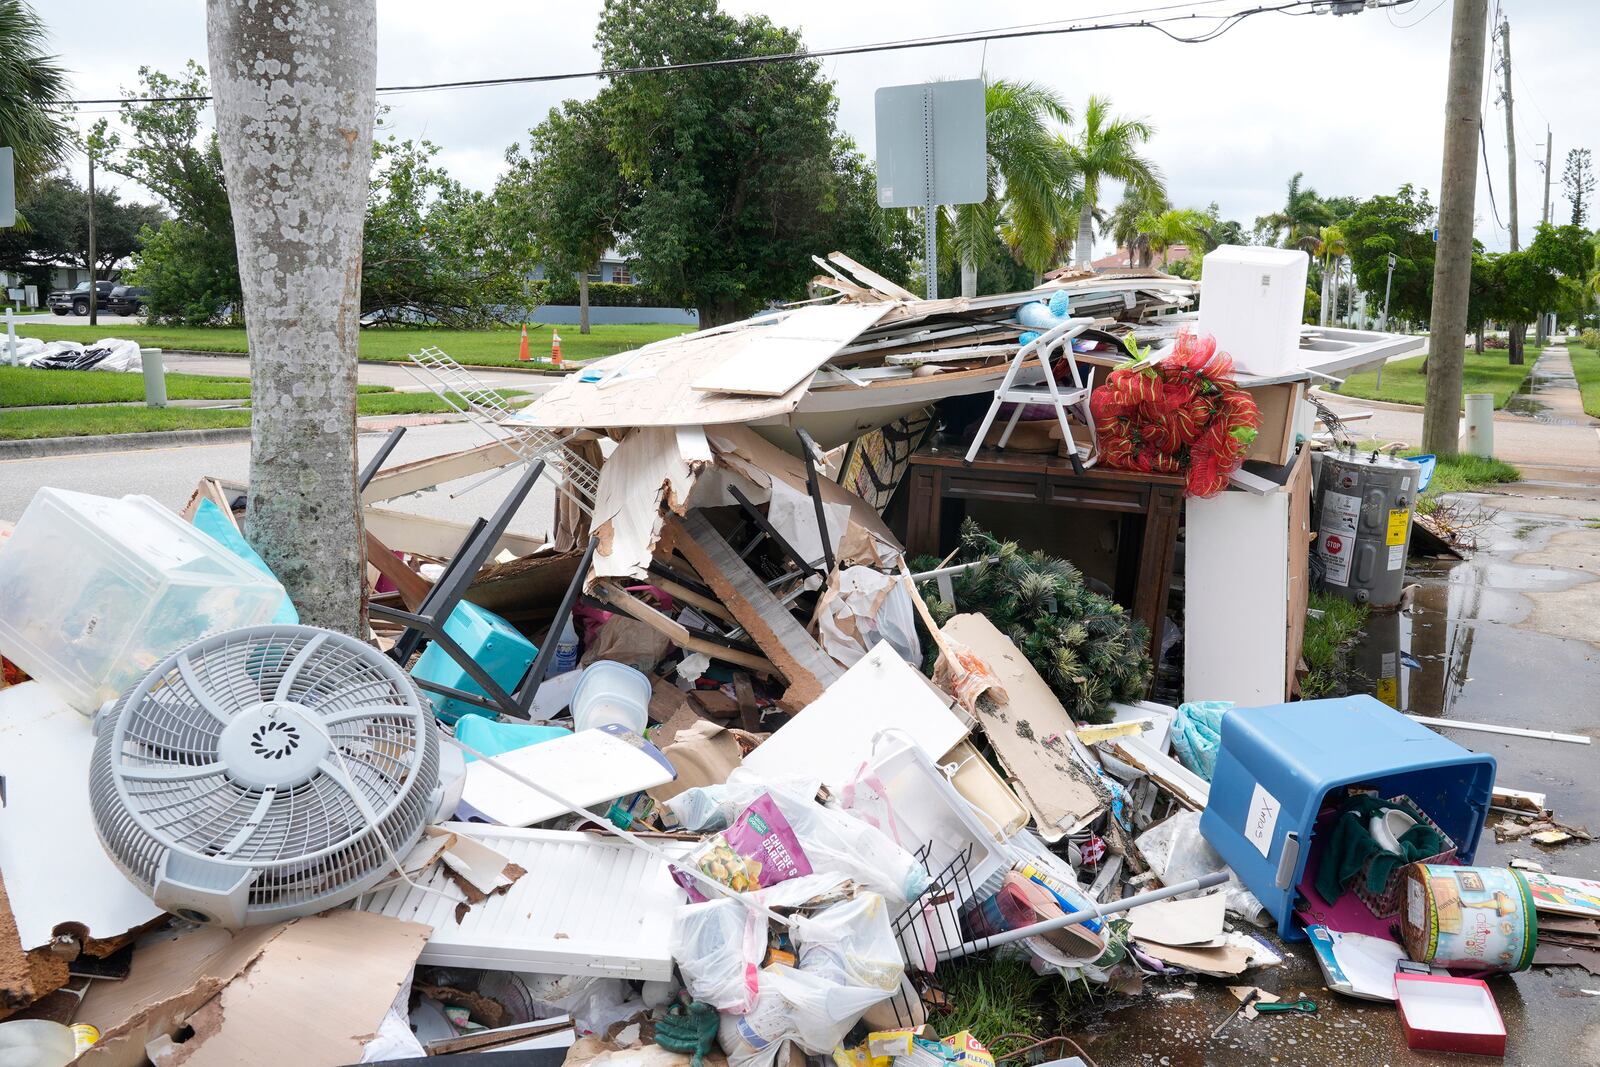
[46,280,116,316]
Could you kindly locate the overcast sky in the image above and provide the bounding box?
[43,0,1599,258]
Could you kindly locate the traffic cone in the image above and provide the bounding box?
[517,324,530,362]
[550,329,563,366]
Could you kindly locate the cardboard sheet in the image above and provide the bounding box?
[1127,894,1227,947]
[939,615,1105,841]
[1137,931,1283,977]
[0,682,166,950]
[78,911,428,1067]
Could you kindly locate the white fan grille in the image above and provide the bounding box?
[90,625,439,924]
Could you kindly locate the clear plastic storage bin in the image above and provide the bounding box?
[0,488,287,713]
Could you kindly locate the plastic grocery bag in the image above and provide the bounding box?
[673,792,813,901]
[1170,701,1230,781]
[791,892,905,993]
[718,965,892,1067]
[1135,810,1268,926]
[668,770,930,907]
[815,568,921,669]
[671,900,764,1014]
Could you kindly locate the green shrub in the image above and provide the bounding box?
[1578,328,1600,351]
[538,278,681,308]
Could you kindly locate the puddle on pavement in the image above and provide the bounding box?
[1077,497,1600,1065]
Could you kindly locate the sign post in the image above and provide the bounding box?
[874,80,986,300]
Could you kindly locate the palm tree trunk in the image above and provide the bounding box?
[1319,260,1330,327]
[209,0,375,635]
[577,271,591,335]
[1075,202,1095,267]
[961,253,977,298]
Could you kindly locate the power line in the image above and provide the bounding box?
[1480,123,1506,231]
[1386,0,1448,29]
[54,0,1406,108]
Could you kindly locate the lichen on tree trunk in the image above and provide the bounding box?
[207,0,376,635]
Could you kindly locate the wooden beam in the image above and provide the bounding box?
[364,530,431,611]
[827,251,918,301]
[591,581,777,677]
[667,512,842,708]
[361,440,524,503]
[363,506,544,560]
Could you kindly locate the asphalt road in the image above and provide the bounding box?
[0,421,558,539]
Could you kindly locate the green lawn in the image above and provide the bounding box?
[0,406,251,440]
[0,366,401,407]
[1567,345,1600,419]
[11,322,690,367]
[1301,592,1369,699]
[0,386,523,439]
[1339,346,1542,409]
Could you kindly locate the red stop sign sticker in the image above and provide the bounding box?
[1324,534,1343,554]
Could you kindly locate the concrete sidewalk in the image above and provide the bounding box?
[1318,342,1600,469]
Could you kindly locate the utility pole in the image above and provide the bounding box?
[1537,128,1552,343]
[87,150,98,327]
[1541,127,1552,224]
[1499,17,1518,251]
[1422,0,1490,458]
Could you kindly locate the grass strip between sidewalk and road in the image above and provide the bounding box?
[1300,591,1369,699]
[1413,453,1521,514]
[0,387,524,440]
[1567,345,1600,419]
[11,322,690,368]
[1338,346,1541,409]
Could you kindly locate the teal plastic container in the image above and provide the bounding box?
[411,600,537,723]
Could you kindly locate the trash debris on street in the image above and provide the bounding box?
[0,250,1588,1065]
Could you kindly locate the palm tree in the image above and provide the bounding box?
[1310,224,1348,327]
[1135,208,1211,269]
[0,0,73,190]
[1105,184,1170,267]
[949,80,1075,296]
[1200,203,1246,250]
[1258,172,1333,249]
[1058,94,1161,267]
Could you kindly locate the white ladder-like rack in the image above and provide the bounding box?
[963,318,1099,474]
[406,346,599,514]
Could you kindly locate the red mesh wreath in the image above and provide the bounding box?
[1089,331,1261,498]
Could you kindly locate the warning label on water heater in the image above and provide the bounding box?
[1316,491,1359,586]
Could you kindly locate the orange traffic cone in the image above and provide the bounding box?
[517,324,531,362]
[550,330,563,366]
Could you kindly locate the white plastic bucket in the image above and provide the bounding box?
[570,660,651,733]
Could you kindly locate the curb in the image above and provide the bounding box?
[0,426,253,459]
[0,413,466,460]
[161,348,579,376]
[1308,386,1425,414]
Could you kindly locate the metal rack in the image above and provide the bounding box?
[884,842,977,1028]
[405,346,599,514]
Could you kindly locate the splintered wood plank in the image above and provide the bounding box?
[690,304,890,398]
[668,512,843,707]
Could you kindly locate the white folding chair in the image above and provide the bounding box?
[964,318,1099,473]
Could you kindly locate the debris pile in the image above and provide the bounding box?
[0,249,1591,1065]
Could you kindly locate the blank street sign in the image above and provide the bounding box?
[874,79,986,209]
[0,148,14,229]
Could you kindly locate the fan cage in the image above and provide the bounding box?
[90,625,439,921]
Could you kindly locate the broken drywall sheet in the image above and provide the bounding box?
[513,322,817,431]
[939,615,1105,841]
[589,425,710,582]
[0,682,165,951]
[78,911,428,1067]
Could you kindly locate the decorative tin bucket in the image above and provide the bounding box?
[1399,864,1538,973]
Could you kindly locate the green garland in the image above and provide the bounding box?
[914,520,1153,725]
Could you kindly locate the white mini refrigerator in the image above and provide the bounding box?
[1198,245,1310,376]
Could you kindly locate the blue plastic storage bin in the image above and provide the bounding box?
[1199,695,1495,941]
[410,600,538,724]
